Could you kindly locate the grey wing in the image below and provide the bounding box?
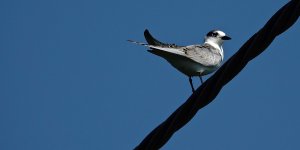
[184,45,222,66]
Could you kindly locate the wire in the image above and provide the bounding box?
[134,0,300,149]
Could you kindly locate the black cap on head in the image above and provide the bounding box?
[206,30,219,37]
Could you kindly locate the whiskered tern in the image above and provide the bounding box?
[128,29,231,92]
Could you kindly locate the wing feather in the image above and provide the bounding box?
[184,45,222,66]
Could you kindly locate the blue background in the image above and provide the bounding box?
[1,0,299,149]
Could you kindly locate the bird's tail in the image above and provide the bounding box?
[128,29,173,47]
[127,40,149,47]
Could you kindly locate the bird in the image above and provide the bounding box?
[128,29,231,92]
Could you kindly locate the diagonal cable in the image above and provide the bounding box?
[134,1,300,149]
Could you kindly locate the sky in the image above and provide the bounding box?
[1,0,300,150]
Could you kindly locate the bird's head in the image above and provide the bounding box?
[204,30,231,47]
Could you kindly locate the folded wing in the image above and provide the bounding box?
[184,45,222,67]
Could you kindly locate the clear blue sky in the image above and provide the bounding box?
[1,0,300,149]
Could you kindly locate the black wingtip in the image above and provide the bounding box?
[144,29,149,33]
[143,29,163,46]
[144,29,152,42]
[144,29,154,45]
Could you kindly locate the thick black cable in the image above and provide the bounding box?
[135,1,300,149]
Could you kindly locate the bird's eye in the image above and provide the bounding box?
[212,32,218,37]
[206,31,219,37]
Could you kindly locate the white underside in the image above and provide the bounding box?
[167,57,220,77]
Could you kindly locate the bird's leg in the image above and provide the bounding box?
[199,76,203,84]
[189,77,195,92]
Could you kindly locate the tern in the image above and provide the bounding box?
[128,29,231,92]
